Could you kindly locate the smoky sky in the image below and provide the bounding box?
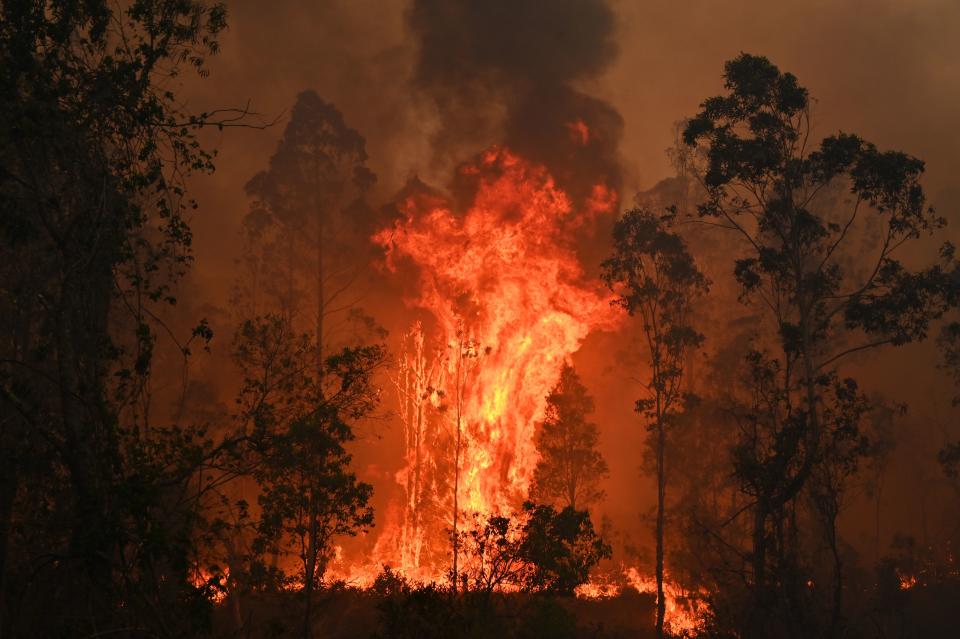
[408,0,624,205]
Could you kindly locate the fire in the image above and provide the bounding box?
[320,146,711,635]
[624,568,710,636]
[566,119,591,145]
[898,573,918,590]
[190,566,228,604]
[338,147,618,582]
[575,567,710,636]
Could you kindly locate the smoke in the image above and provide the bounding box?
[408,0,624,206]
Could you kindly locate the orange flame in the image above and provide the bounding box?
[575,567,710,635]
[322,146,709,634]
[355,147,619,581]
[566,119,591,145]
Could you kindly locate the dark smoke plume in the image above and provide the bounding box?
[408,0,624,206]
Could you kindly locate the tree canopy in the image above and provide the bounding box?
[530,365,609,511]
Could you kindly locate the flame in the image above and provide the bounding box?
[191,566,228,604]
[337,147,617,582]
[898,573,918,590]
[566,119,590,145]
[575,567,710,636]
[313,146,711,634]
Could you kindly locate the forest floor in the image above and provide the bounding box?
[211,588,659,639]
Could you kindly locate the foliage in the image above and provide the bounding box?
[454,503,610,597]
[602,206,707,637]
[0,1,254,635]
[681,52,958,637]
[373,567,587,639]
[214,314,383,637]
[238,89,379,341]
[250,346,380,588]
[530,365,609,510]
[519,503,612,595]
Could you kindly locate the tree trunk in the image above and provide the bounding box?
[303,494,318,639]
[316,205,325,382]
[874,478,883,564]
[749,502,769,638]
[452,344,462,594]
[655,412,666,639]
[0,457,17,638]
[828,510,843,639]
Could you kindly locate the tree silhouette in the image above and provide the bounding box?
[0,2,263,634]
[682,53,957,637]
[241,90,377,371]
[602,208,707,639]
[230,315,381,639]
[529,364,609,511]
[453,502,610,597]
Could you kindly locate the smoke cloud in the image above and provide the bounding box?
[408,0,624,205]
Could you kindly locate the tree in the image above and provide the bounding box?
[229,93,383,636]
[529,364,609,511]
[241,90,377,371]
[602,207,707,639]
[450,327,481,593]
[453,503,610,598]
[519,503,612,596]
[228,315,382,639]
[682,53,957,637]
[255,409,374,639]
[0,1,259,635]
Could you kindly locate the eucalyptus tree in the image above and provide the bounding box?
[682,53,957,636]
[0,1,261,634]
[241,91,377,375]
[602,207,708,639]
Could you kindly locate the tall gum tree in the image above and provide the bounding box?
[241,90,377,373]
[682,53,958,637]
[0,1,268,634]
[602,207,708,639]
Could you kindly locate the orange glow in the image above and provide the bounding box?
[329,147,621,586]
[566,119,590,145]
[576,567,710,636]
[898,573,918,590]
[322,147,711,635]
[191,567,228,604]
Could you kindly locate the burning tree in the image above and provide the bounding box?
[370,148,619,584]
[392,323,448,575]
[450,327,483,592]
[529,364,609,511]
[602,207,708,639]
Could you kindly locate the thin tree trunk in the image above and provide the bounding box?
[874,477,883,564]
[655,410,666,639]
[828,510,843,639]
[750,502,769,638]
[316,206,324,382]
[0,458,17,638]
[452,338,462,594]
[303,494,318,639]
[413,382,424,561]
